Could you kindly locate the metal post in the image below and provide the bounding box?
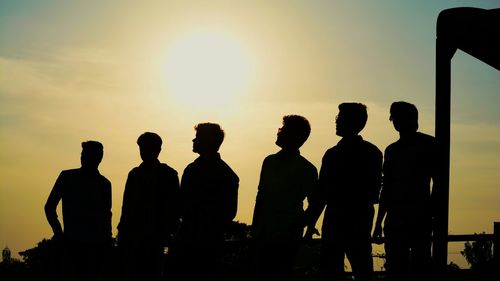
[434,35,456,278]
[494,222,499,278]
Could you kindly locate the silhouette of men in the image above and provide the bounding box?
[117,132,180,281]
[373,102,436,281]
[306,103,382,281]
[45,141,112,281]
[252,115,318,281]
[175,123,239,281]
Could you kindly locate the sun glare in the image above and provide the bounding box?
[163,31,252,109]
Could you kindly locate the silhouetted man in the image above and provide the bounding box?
[175,123,239,281]
[305,103,382,281]
[373,102,436,281]
[117,132,180,281]
[252,115,318,281]
[45,141,112,281]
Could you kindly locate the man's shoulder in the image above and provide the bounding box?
[128,166,141,176]
[361,139,382,154]
[182,160,202,181]
[60,168,80,175]
[218,158,239,181]
[264,152,280,161]
[297,155,318,173]
[385,141,399,153]
[261,152,281,166]
[58,168,82,181]
[98,174,111,186]
[59,169,110,186]
[322,146,338,159]
[417,132,435,143]
[159,163,178,176]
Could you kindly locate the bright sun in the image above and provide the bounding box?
[163,31,252,109]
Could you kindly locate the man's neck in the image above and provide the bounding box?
[199,151,219,158]
[279,147,300,155]
[141,159,159,167]
[81,166,99,173]
[399,130,418,140]
[341,134,360,141]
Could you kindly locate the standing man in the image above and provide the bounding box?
[373,102,436,281]
[118,132,180,281]
[305,103,382,281]
[45,141,112,281]
[176,123,239,281]
[252,115,318,281]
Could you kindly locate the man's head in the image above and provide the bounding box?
[390,101,418,133]
[137,132,162,163]
[192,123,225,155]
[276,115,311,150]
[335,103,368,137]
[81,141,103,170]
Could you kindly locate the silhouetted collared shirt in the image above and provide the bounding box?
[45,168,112,243]
[252,149,318,241]
[179,153,239,243]
[319,136,382,235]
[381,132,436,230]
[118,160,180,245]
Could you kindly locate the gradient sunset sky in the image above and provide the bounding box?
[1,0,499,266]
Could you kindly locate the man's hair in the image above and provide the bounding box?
[81,141,104,160]
[390,101,419,131]
[338,103,368,134]
[137,132,163,150]
[195,123,225,151]
[282,115,311,147]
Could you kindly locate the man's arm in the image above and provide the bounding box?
[44,172,64,239]
[104,179,112,241]
[226,172,239,223]
[179,166,193,221]
[369,149,383,204]
[303,167,321,240]
[429,138,439,225]
[117,171,134,242]
[166,169,181,236]
[373,148,391,243]
[304,155,330,239]
[303,195,325,239]
[251,158,268,237]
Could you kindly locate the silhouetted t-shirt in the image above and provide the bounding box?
[252,150,318,241]
[45,168,112,243]
[319,136,382,237]
[179,153,239,244]
[381,132,436,232]
[118,160,179,245]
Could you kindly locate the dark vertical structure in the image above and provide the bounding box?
[494,222,500,276]
[435,7,500,275]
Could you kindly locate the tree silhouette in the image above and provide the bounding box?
[18,238,59,281]
[460,233,494,271]
[460,233,495,281]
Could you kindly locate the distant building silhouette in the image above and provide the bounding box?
[252,115,318,281]
[44,141,112,281]
[2,247,11,262]
[306,103,382,281]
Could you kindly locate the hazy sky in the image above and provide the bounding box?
[1,0,499,266]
